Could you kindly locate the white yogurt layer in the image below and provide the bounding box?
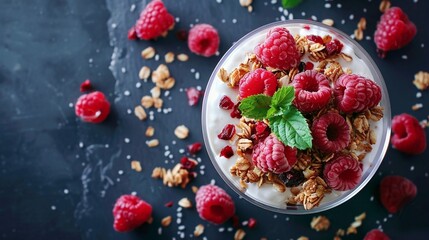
[204,22,386,212]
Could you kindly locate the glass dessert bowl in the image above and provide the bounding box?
[202,20,391,214]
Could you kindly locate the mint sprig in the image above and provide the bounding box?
[239,86,312,150]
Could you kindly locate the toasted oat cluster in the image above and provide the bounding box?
[216,30,384,210]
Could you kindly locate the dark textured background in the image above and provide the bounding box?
[1,0,428,239]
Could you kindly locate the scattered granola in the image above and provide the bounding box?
[161,216,172,227]
[354,17,366,41]
[174,125,190,139]
[165,51,175,63]
[177,53,189,62]
[131,160,142,172]
[346,212,366,235]
[152,159,197,188]
[310,215,330,231]
[412,103,423,111]
[193,224,204,237]
[178,198,192,208]
[234,229,246,240]
[141,46,156,59]
[379,0,391,13]
[146,139,159,147]
[134,105,147,120]
[322,18,334,26]
[413,71,429,90]
[145,126,155,137]
[139,66,151,80]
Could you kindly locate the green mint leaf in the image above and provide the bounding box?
[239,94,272,120]
[282,0,303,9]
[271,86,295,109]
[269,106,312,150]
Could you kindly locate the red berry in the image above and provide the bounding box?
[364,229,391,240]
[279,169,305,187]
[374,7,417,56]
[334,74,382,114]
[186,87,202,106]
[248,218,257,229]
[311,112,350,153]
[220,145,234,158]
[217,124,236,140]
[380,175,417,213]
[187,142,202,154]
[323,154,362,191]
[164,201,174,208]
[219,95,235,110]
[113,195,152,232]
[292,70,332,113]
[325,39,343,56]
[80,79,93,92]
[239,68,278,99]
[306,35,324,44]
[127,27,138,40]
[252,135,297,174]
[230,102,242,118]
[391,113,426,154]
[176,29,188,41]
[188,24,220,57]
[75,91,110,123]
[305,62,314,70]
[195,184,235,224]
[134,0,175,40]
[254,27,301,70]
[180,156,197,171]
[253,121,270,141]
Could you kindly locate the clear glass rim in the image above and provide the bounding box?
[202,20,391,215]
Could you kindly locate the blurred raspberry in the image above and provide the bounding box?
[75,91,110,123]
[134,0,175,40]
[364,229,391,240]
[113,195,152,232]
[391,113,426,154]
[380,175,417,213]
[195,184,235,224]
[188,24,220,57]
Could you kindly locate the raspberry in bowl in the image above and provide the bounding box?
[202,20,391,214]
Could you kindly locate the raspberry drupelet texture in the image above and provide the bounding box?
[195,184,235,224]
[75,91,110,123]
[374,7,416,56]
[364,229,391,240]
[391,113,426,154]
[380,175,417,213]
[254,27,301,70]
[188,24,220,57]
[311,112,350,153]
[292,70,332,113]
[334,74,382,114]
[252,135,297,174]
[239,68,278,99]
[134,0,175,40]
[112,195,152,232]
[323,154,362,191]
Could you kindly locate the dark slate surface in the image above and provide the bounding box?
[1,0,429,239]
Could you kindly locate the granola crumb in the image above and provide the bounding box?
[194,224,204,237]
[310,215,330,231]
[174,125,189,139]
[146,139,159,147]
[177,53,189,62]
[178,198,192,208]
[141,46,156,59]
[413,71,429,90]
[161,216,172,227]
[234,229,246,240]
[297,237,309,240]
[145,126,155,137]
[131,160,142,172]
[164,52,175,63]
[412,103,423,111]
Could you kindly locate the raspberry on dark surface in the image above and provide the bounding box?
[374,7,417,55]
[80,79,93,92]
[127,27,137,40]
[113,195,152,232]
[380,175,417,213]
[254,27,301,70]
[188,24,220,57]
[195,184,235,224]
[247,218,257,229]
[311,112,350,153]
[323,154,362,191]
[187,142,202,154]
[186,87,202,106]
[391,113,426,154]
[134,0,175,40]
[239,68,278,99]
[75,91,110,123]
[334,74,382,114]
[292,70,332,113]
[363,229,391,240]
[252,135,297,174]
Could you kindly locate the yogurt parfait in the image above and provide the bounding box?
[202,20,391,214]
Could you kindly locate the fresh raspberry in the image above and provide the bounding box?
[254,27,301,70]
[195,184,235,224]
[374,7,417,57]
[311,112,350,153]
[252,135,297,174]
[186,87,202,106]
[391,113,426,154]
[380,175,417,213]
[80,79,93,92]
[325,39,343,56]
[188,24,220,57]
[113,195,152,232]
[292,70,332,113]
[239,68,278,99]
[334,74,382,114]
[247,218,257,229]
[364,229,391,240]
[75,91,110,123]
[134,0,175,40]
[323,154,362,191]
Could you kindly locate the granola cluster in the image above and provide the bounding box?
[217,32,384,210]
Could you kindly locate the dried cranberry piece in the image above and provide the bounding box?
[231,215,241,228]
[186,87,202,106]
[176,29,188,41]
[248,218,257,229]
[220,145,234,158]
[230,102,242,118]
[279,169,305,187]
[217,124,236,140]
[305,62,314,70]
[180,156,197,171]
[187,142,202,154]
[219,95,234,110]
[326,39,343,56]
[80,79,93,92]
[253,121,270,141]
[307,35,324,44]
[127,27,138,40]
[164,201,174,207]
